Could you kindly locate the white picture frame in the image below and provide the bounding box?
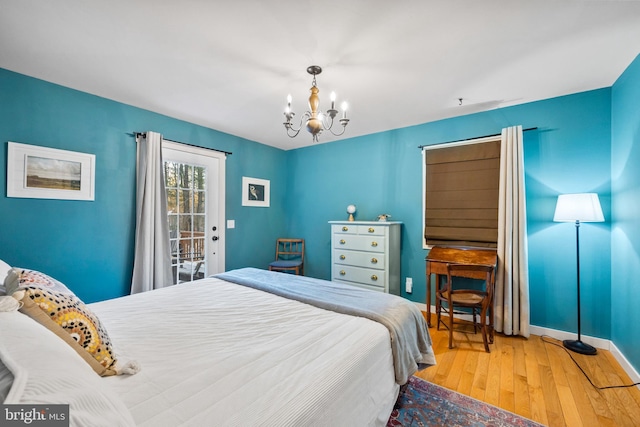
[241,176,270,207]
[7,142,96,201]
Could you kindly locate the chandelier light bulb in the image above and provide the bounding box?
[341,102,348,118]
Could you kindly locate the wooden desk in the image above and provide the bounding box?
[425,246,498,327]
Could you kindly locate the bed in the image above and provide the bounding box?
[0,262,435,426]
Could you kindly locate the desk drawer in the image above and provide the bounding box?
[333,235,385,253]
[334,249,385,270]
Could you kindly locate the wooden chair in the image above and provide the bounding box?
[435,263,496,352]
[268,238,304,275]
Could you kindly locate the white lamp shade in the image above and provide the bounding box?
[553,193,604,222]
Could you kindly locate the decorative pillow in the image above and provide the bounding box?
[5,268,118,376]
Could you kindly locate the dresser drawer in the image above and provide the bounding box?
[334,279,386,293]
[333,235,385,253]
[334,249,385,270]
[332,224,357,235]
[331,224,387,236]
[332,265,386,288]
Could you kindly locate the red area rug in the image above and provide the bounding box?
[387,376,545,427]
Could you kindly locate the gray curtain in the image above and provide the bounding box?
[495,125,530,337]
[130,131,173,294]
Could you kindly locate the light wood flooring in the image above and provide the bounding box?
[415,314,640,426]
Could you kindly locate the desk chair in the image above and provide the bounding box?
[435,263,496,352]
[269,238,304,275]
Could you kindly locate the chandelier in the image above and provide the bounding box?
[283,65,349,142]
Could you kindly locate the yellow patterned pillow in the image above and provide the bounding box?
[5,268,117,376]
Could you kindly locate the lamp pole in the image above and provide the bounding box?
[562,219,597,355]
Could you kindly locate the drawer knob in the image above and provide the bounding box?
[371,258,378,264]
[371,275,378,281]
[340,270,346,276]
[368,227,375,233]
[371,241,378,247]
[342,226,348,232]
[340,239,346,245]
[340,255,346,260]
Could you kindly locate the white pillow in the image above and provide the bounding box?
[0,311,136,426]
[0,259,10,296]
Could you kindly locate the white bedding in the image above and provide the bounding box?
[90,276,400,427]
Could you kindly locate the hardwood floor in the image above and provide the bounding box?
[415,315,640,426]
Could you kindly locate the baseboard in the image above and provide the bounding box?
[609,341,640,387]
[527,324,611,351]
[416,302,639,388]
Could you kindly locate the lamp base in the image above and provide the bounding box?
[563,339,597,355]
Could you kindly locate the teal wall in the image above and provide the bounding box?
[0,68,287,303]
[611,54,640,367]
[286,88,613,341]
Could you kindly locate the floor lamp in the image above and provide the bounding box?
[553,193,604,355]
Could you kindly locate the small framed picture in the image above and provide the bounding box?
[7,142,96,201]
[241,176,270,207]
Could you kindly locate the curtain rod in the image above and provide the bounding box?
[130,132,232,156]
[417,127,537,150]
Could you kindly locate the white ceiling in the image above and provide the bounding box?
[2,1,640,150]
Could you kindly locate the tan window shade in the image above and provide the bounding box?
[424,140,500,248]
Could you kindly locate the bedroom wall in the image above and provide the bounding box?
[285,88,613,341]
[0,68,288,303]
[611,53,640,370]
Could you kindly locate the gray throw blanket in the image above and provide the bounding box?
[215,268,436,385]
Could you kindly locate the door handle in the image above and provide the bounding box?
[212,236,219,241]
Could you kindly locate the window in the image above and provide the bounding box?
[422,136,501,248]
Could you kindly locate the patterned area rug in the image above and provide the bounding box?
[387,376,544,427]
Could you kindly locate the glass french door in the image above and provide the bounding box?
[162,142,226,284]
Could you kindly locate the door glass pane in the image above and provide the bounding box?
[179,215,192,232]
[165,162,178,188]
[179,165,192,190]
[178,190,192,213]
[193,215,205,233]
[194,166,206,190]
[166,189,177,213]
[168,214,178,233]
[194,191,205,214]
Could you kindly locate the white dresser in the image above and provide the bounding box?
[329,221,401,294]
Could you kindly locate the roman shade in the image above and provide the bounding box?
[424,139,501,248]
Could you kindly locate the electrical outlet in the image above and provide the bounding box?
[405,277,413,294]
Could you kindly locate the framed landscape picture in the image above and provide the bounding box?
[241,176,270,207]
[7,142,95,201]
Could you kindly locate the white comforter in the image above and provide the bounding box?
[90,276,400,427]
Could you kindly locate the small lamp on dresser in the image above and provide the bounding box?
[346,204,356,221]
